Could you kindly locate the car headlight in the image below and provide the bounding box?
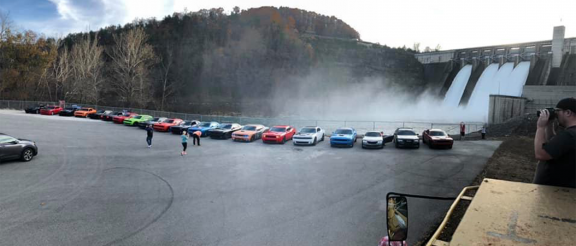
[398,139,404,142]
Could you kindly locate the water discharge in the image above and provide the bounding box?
[463,62,530,122]
[466,64,499,121]
[442,65,472,108]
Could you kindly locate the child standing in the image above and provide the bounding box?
[181,131,189,156]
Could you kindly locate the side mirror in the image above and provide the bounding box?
[387,194,408,242]
[11,140,19,144]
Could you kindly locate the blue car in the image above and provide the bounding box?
[188,121,220,137]
[330,127,357,147]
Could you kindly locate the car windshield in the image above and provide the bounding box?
[165,119,174,123]
[270,127,286,132]
[47,106,55,109]
[182,121,193,126]
[0,135,17,144]
[335,129,352,135]
[133,116,142,119]
[242,126,257,131]
[300,128,316,133]
[430,131,446,136]
[64,107,74,110]
[398,130,416,136]
[200,123,211,127]
[365,132,381,137]
[104,110,112,114]
[78,108,88,111]
[221,124,232,129]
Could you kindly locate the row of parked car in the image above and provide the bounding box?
[7,104,454,163]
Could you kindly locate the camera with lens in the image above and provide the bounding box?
[537,108,556,120]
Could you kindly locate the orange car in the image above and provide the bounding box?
[74,107,97,117]
[232,124,269,142]
[153,118,183,132]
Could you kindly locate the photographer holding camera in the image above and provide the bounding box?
[533,98,576,188]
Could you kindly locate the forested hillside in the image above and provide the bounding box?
[0,7,424,117]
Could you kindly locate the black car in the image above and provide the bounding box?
[58,105,81,116]
[88,109,108,119]
[0,133,38,162]
[208,123,243,139]
[24,104,46,114]
[170,120,200,134]
[101,111,124,121]
[137,117,167,129]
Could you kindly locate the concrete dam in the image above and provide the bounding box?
[416,26,576,123]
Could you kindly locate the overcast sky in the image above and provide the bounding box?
[1,0,575,50]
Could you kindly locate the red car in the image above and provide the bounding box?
[262,125,297,144]
[39,105,63,115]
[153,118,183,132]
[113,112,138,124]
[422,129,453,149]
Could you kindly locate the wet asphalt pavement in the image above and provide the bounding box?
[0,110,500,246]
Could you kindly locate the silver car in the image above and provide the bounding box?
[0,134,38,162]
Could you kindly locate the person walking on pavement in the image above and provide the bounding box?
[192,131,201,146]
[460,122,466,140]
[146,124,153,148]
[181,131,189,156]
[481,124,487,140]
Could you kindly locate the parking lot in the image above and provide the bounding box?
[0,110,501,246]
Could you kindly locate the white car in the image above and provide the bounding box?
[362,131,384,149]
[293,126,325,145]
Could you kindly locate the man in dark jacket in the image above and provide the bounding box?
[146,124,154,148]
[534,98,576,188]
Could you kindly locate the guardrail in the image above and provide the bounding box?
[0,100,484,135]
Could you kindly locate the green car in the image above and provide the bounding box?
[123,115,154,126]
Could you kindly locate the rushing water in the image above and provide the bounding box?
[442,65,472,108]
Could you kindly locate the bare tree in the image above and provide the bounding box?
[434,44,442,52]
[108,27,156,108]
[423,46,432,53]
[0,10,12,43]
[159,46,176,111]
[412,42,420,53]
[50,40,73,101]
[70,33,104,104]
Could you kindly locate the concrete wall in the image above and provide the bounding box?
[415,51,455,64]
[489,95,526,124]
[522,85,576,113]
[552,26,565,67]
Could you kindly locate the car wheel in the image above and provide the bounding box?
[321,135,324,141]
[429,142,433,149]
[313,137,317,146]
[21,148,34,162]
[449,145,453,149]
[395,143,399,148]
[250,136,254,142]
[282,137,286,144]
[361,144,365,149]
